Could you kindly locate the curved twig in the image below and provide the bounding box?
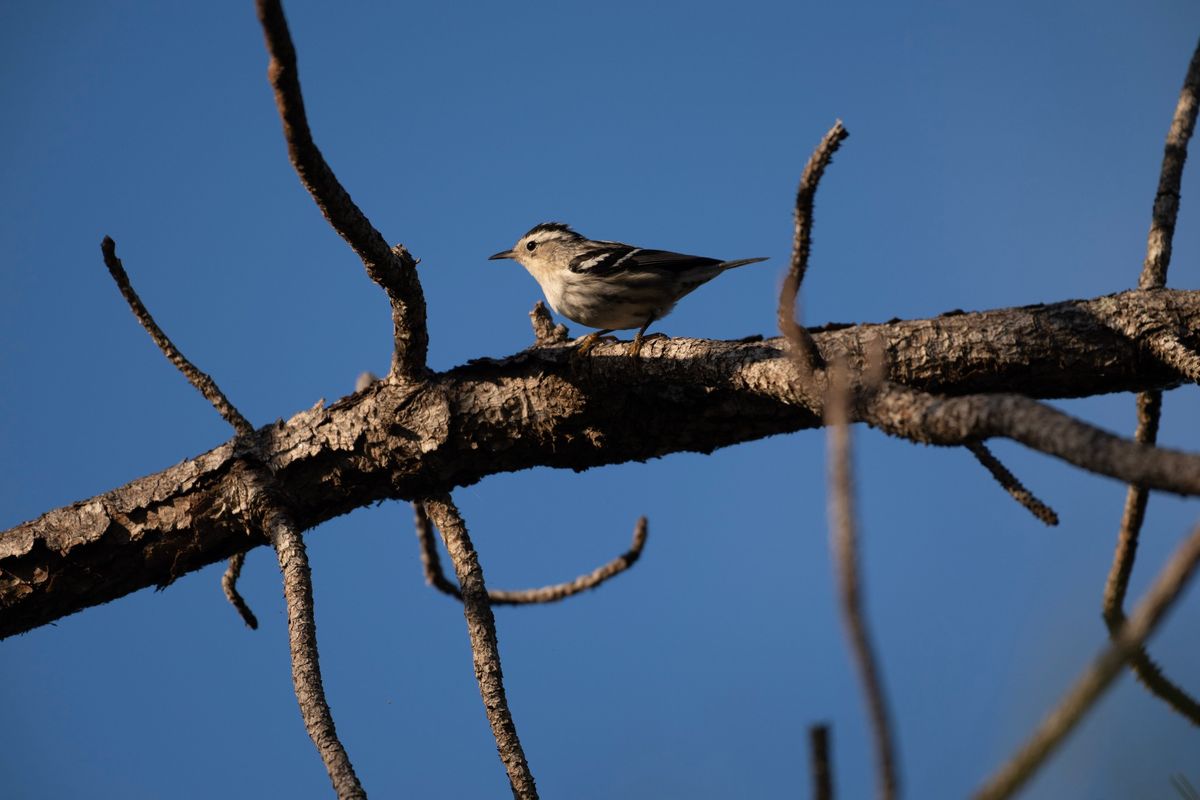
[778,121,847,375]
[415,504,648,605]
[254,0,428,379]
[974,516,1200,800]
[222,552,259,629]
[422,495,538,799]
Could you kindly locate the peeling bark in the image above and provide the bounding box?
[1,288,1195,638]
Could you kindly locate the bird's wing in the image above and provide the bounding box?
[569,244,723,278]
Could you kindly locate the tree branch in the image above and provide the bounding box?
[5,289,1200,638]
[422,495,538,799]
[826,368,900,800]
[809,724,833,800]
[254,0,428,379]
[966,442,1059,526]
[974,516,1200,800]
[416,505,647,605]
[778,121,847,375]
[101,237,253,437]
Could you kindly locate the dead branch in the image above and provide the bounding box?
[1102,33,1200,727]
[974,516,1200,800]
[98,239,363,794]
[259,495,366,799]
[7,290,1200,638]
[222,552,258,629]
[422,495,538,799]
[826,367,900,800]
[101,237,253,437]
[809,724,833,800]
[966,442,1059,526]
[254,0,428,379]
[778,121,847,375]
[416,505,647,605]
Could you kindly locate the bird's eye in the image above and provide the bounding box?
[526,241,538,252]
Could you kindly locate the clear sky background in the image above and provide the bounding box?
[3,2,1200,798]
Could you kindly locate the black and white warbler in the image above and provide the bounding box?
[489,222,767,357]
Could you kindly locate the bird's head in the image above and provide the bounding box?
[489,222,585,272]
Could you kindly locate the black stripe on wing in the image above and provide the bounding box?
[569,246,723,277]
[568,244,639,275]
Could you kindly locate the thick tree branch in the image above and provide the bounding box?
[254,0,428,378]
[4,289,1200,638]
[422,496,537,799]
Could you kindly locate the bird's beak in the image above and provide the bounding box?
[488,249,514,261]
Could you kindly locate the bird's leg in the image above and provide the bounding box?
[628,317,657,359]
[574,329,613,358]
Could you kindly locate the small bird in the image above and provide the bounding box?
[489,222,767,357]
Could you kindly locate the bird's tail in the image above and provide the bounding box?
[719,257,769,270]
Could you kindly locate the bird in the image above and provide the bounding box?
[489,222,767,357]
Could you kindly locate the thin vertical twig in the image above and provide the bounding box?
[809,724,834,800]
[1103,34,1200,725]
[826,366,900,800]
[262,501,366,799]
[975,518,1200,800]
[422,495,538,799]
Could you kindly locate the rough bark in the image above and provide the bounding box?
[1,288,1195,638]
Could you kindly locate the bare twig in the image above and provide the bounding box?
[1139,36,1200,290]
[100,237,253,437]
[1173,773,1200,800]
[422,495,538,799]
[809,724,834,800]
[826,366,900,800]
[974,517,1200,800]
[416,504,648,605]
[778,121,848,375]
[100,238,259,627]
[1100,35,1200,727]
[261,499,366,800]
[966,442,1059,526]
[529,301,570,346]
[1103,393,1200,724]
[222,552,259,629]
[254,0,428,379]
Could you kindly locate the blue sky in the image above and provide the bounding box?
[3,2,1200,797]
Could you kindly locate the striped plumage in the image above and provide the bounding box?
[489,223,767,345]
